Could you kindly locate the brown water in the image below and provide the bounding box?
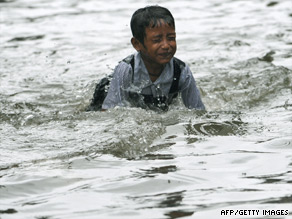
[0,0,292,218]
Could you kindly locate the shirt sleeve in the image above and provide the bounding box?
[102,62,132,109]
[179,65,205,110]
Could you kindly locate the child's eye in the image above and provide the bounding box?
[153,39,161,43]
[168,36,176,41]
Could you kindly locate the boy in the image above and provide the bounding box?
[88,5,205,111]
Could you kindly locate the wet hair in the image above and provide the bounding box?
[130,6,175,45]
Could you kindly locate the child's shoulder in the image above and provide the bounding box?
[114,54,134,71]
[121,54,135,64]
[115,54,135,71]
[173,56,186,69]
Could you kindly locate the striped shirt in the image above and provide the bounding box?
[102,52,205,110]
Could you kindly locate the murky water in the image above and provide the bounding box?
[1,0,292,218]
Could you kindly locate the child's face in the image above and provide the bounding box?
[134,21,177,67]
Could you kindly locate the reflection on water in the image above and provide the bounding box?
[246,171,292,185]
[1,0,292,218]
[165,210,194,218]
[143,153,175,160]
[140,165,178,177]
[185,120,247,136]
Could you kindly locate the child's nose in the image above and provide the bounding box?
[161,39,170,49]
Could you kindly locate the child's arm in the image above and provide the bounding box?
[102,62,132,110]
[179,65,205,110]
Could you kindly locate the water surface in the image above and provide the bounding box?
[0,0,292,218]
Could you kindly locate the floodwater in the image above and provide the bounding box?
[0,0,292,218]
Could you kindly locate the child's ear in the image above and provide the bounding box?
[131,37,143,51]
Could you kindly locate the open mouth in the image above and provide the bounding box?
[159,52,172,59]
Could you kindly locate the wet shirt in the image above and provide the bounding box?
[102,52,205,110]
